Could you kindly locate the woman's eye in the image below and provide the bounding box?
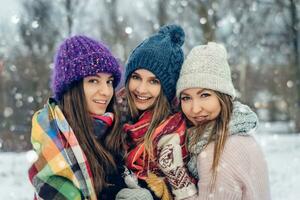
[131,75,140,80]
[150,79,160,85]
[200,93,210,98]
[107,79,114,85]
[180,96,190,101]
[88,79,98,84]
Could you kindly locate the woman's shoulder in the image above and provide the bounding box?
[205,134,258,150]
[198,135,267,182]
[226,135,258,147]
[31,99,68,138]
[32,106,49,127]
[32,98,57,118]
[203,135,265,167]
[197,136,270,199]
[224,135,262,154]
[220,135,267,174]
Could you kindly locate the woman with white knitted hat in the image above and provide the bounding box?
[176,42,271,200]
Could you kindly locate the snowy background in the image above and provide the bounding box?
[1,0,300,199]
[1,122,300,200]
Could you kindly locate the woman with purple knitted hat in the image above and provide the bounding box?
[28,35,152,200]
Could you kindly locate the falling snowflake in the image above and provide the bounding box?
[208,9,214,16]
[125,26,133,34]
[10,15,20,24]
[153,23,160,30]
[31,20,39,29]
[14,93,22,100]
[9,125,15,132]
[27,96,34,103]
[287,80,293,88]
[4,107,13,118]
[199,17,207,25]
[9,65,17,72]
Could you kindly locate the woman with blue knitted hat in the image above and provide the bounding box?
[28,35,151,200]
[116,24,198,200]
[176,42,271,200]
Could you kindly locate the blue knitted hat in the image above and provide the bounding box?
[125,24,185,102]
[51,35,121,101]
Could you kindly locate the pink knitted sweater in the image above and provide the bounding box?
[186,135,271,200]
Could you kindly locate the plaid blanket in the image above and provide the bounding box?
[28,98,97,200]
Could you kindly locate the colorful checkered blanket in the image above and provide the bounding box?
[28,98,97,200]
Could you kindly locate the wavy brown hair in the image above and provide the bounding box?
[59,80,124,196]
[125,82,171,160]
[183,91,233,189]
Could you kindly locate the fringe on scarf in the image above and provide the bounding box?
[145,173,173,200]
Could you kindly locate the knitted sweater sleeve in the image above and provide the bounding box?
[157,133,197,200]
[185,135,271,200]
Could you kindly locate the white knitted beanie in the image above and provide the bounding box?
[176,42,236,98]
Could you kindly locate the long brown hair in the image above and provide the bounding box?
[185,91,233,189]
[125,82,171,159]
[59,80,124,195]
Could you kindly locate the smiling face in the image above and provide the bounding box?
[83,73,114,115]
[180,87,221,126]
[128,69,161,111]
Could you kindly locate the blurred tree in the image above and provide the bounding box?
[63,0,82,36]
[0,0,62,151]
[65,0,76,35]
[0,31,4,128]
[0,59,4,133]
[287,0,300,132]
[18,0,60,109]
[184,0,217,43]
[157,0,169,26]
[260,0,300,130]
[98,0,131,61]
[19,0,59,55]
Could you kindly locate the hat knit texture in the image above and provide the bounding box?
[125,24,185,102]
[51,35,121,101]
[176,42,236,98]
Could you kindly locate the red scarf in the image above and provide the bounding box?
[90,112,114,126]
[124,111,188,180]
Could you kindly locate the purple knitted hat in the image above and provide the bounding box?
[51,35,121,101]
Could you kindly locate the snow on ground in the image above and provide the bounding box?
[0,122,300,200]
[0,151,34,200]
[255,133,300,200]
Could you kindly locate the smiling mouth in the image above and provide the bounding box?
[193,116,208,122]
[134,94,152,102]
[93,99,107,104]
